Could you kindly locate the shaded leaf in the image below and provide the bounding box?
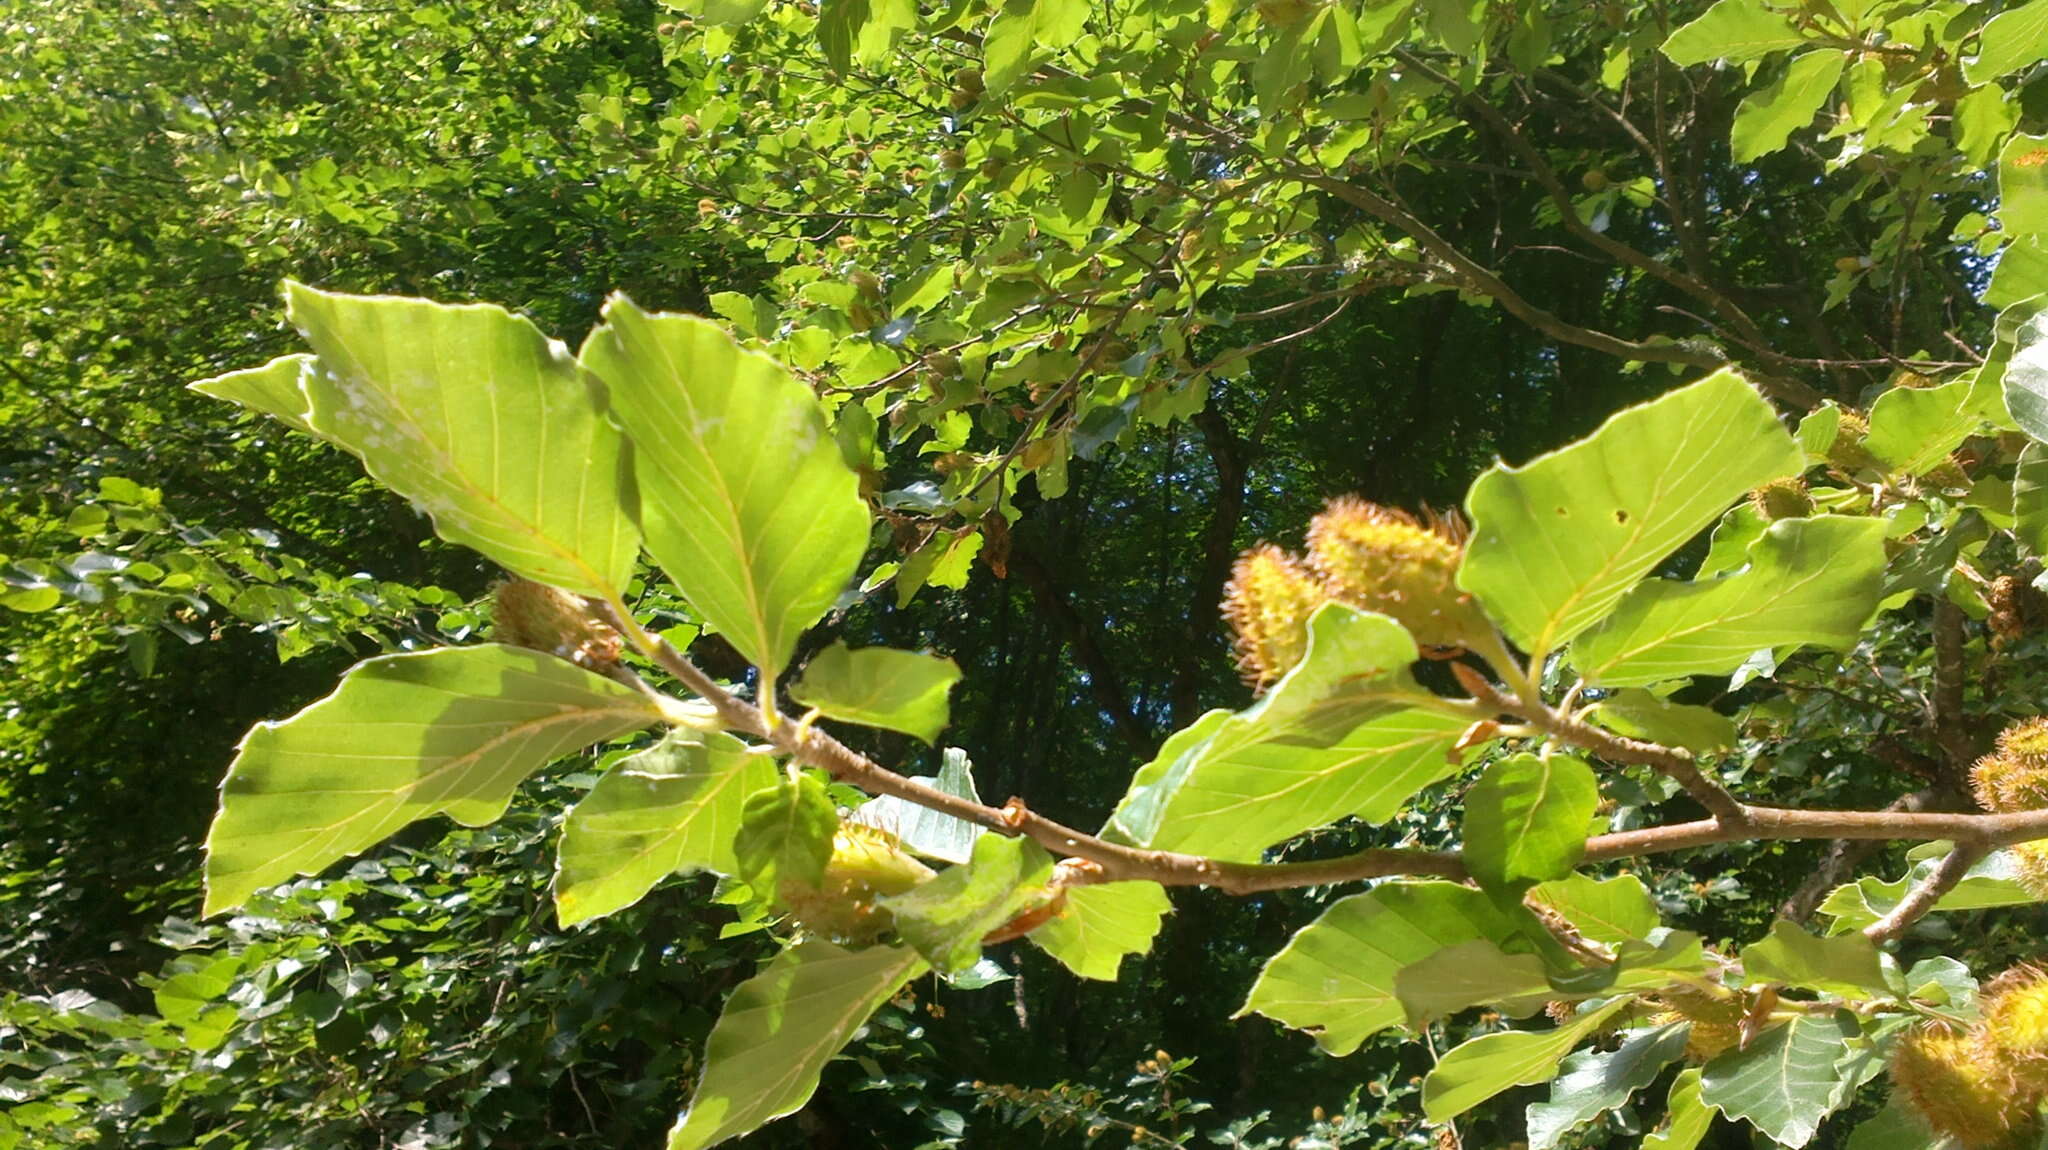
[1699,1012,1861,1147]
[1527,1024,1690,1150]
[1741,920,1897,1001]
[1642,1069,1715,1150]
[2005,309,2048,445]
[733,772,837,894]
[879,834,1052,974]
[1583,690,1737,752]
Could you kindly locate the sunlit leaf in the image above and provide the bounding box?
[1740,920,1897,1001]
[205,645,661,914]
[580,298,869,678]
[1459,370,1802,658]
[667,940,926,1150]
[1643,1069,1715,1150]
[1527,873,1663,945]
[1967,0,2048,83]
[1569,516,1886,686]
[554,730,777,927]
[285,284,638,597]
[1107,604,1468,861]
[1238,881,1519,1055]
[1730,50,1845,162]
[1463,752,1598,890]
[1421,998,1629,1121]
[187,353,317,434]
[1029,881,1172,981]
[1661,0,1806,65]
[789,642,961,744]
[733,772,837,895]
[846,747,985,864]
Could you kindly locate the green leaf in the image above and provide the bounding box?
[554,730,777,927]
[1583,690,1737,752]
[846,747,985,864]
[204,645,661,914]
[1238,881,1519,1055]
[2004,310,2048,444]
[1527,1024,1691,1150]
[1661,0,1807,65]
[1741,920,1896,1000]
[1107,604,1469,861]
[284,283,638,598]
[1527,874,1663,946]
[667,940,926,1150]
[0,586,61,612]
[671,0,770,25]
[1968,0,2048,84]
[2015,442,2048,558]
[788,642,961,744]
[1643,1069,1715,1150]
[1844,1096,1950,1150]
[1029,881,1171,981]
[879,833,1053,973]
[2002,134,2048,240]
[188,353,317,434]
[1463,752,1598,890]
[981,0,1088,97]
[816,0,867,72]
[1569,516,1887,686]
[1392,938,1553,1026]
[1421,998,1630,1121]
[580,297,869,678]
[1699,1013,1862,1147]
[1866,375,2011,475]
[1458,369,1803,658]
[1730,50,1846,162]
[733,772,838,894]
[1990,239,2048,311]
[1818,850,2043,932]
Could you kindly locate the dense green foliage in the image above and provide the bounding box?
[6,0,2048,1147]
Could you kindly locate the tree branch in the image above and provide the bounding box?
[1864,844,1984,943]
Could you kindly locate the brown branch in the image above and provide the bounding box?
[1864,844,1984,943]
[1930,598,1975,780]
[593,600,2048,900]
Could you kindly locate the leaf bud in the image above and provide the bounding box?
[1222,545,1329,692]
[1305,497,1487,650]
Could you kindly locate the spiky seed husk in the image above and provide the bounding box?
[1892,1024,2037,1149]
[1222,544,1329,692]
[1750,477,1815,521]
[1971,718,2048,814]
[778,823,936,944]
[1827,411,1882,476]
[1650,993,1745,1062]
[1923,457,1973,492]
[1983,965,2048,1099]
[1305,497,1485,650]
[490,579,623,670]
[1989,576,2045,650]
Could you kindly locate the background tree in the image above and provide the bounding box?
[3,0,2047,1147]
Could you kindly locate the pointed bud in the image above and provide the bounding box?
[1306,497,1487,650]
[1222,545,1329,692]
